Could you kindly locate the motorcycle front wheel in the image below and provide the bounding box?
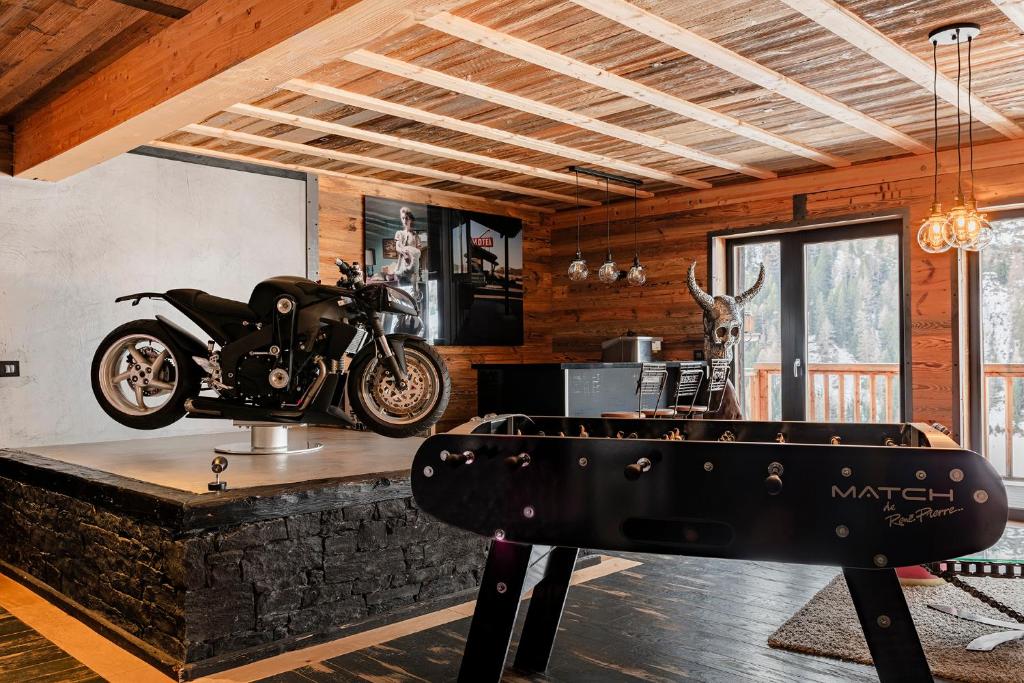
[91,320,198,430]
[348,339,450,438]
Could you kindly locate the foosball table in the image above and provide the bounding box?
[411,415,1009,683]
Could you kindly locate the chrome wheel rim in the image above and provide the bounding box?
[360,348,440,426]
[98,334,178,416]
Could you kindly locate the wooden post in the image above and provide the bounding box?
[839,374,846,422]
[870,374,878,422]
[853,374,862,423]
[1006,378,1015,479]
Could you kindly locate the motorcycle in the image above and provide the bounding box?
[90,259,450,438]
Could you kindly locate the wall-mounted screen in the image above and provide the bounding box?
[363,197,523,346]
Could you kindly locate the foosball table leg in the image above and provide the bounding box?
[457,540,534,683]
[512,546,580,673]
[842,568,932,683]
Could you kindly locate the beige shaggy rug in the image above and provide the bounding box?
[769,574,1024,682]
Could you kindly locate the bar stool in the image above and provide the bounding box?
[602,362,669,419]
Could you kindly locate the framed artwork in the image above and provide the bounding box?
[363,196,523,346]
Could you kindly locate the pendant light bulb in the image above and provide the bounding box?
[627,186,645,286]
[568,250,589,281]
[960,198,993,251]
[598,177,618,285]
[917,202,951,253]
[626,255,647,287]
[568,169,588,281]
[599,249,619,284]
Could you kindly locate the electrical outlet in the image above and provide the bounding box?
[0,361,20,377]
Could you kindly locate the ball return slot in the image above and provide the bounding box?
[412,415,1008,683]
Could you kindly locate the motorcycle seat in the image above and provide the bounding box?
[166,289,257,321]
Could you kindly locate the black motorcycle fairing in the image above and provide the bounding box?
[164,289,257,343]
[249,276,348,317]
[153,315,208,357]
[356,283,418,317]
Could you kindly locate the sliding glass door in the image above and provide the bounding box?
[969,210,1024,484]
[728,220,908,423]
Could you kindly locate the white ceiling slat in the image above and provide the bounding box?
[422,12,850,168]
[149,141,555,213]
[345,50,773,182]
[993,0,1024,33]
[282,79,699,186]
[781,0,1024,139]
[226,102,652,197]
[179,124,597,205]
[576,0,931,154]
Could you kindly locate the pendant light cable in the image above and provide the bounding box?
[605,178,611,258]
[956,32,963,199]
[632,185,638,257]
[574,169,582,254]
[932,40,939,202]
[968,36,975,194]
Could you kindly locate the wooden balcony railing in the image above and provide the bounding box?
[743,361,1024,481]
[744,362,900,423]
[982,363,1024,481]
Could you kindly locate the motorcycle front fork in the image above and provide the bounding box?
[370,316,408,389]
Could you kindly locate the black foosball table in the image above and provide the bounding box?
[411,415,1009,683]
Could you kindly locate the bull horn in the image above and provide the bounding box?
[734,263,766,305]
[686,262,715,313]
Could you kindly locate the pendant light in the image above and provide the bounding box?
[917,37,950,254]
[597,178,619,284]
[924,22,992,252]
[626,186,647,286]
[567,169,589,281]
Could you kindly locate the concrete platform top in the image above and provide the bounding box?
[22,426,421,494]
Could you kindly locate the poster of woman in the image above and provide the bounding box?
[363,196,524,346]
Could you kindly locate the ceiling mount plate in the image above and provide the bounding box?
[928,22,981,46]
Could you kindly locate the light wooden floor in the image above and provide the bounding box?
[25,427,421,493]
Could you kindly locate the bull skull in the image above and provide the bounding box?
[687,261,765,361]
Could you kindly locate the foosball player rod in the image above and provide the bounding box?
[513,546,580,673]
[457,540,534,683]
[843,568,932,682]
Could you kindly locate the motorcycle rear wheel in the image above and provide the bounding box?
[348,339,450,438]
[91,320,198,430]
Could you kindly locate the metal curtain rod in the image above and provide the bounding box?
[568,165,644,187]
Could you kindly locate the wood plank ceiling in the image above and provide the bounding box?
[7,0,1024,213]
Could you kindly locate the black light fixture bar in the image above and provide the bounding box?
[568,165,644,187]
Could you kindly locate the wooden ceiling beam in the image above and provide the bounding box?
[421,12,849,168]
[12,0,474,181]
[180,124,598,205]
[345,50,770,182]
[282,79,698,186]
[226,102,653,197]
[993,0,1024,32]
[576,0,931,154]
[780,0,1024,139]
[108,0,190,20]
[149,141,554,214]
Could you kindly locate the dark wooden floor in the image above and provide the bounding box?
[0,605,102,683]
[257,553,880,682]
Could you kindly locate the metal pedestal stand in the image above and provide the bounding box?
[214,421,323,456]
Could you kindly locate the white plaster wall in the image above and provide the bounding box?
[0,153,306,447]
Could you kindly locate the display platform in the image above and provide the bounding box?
[0,427,491,680]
